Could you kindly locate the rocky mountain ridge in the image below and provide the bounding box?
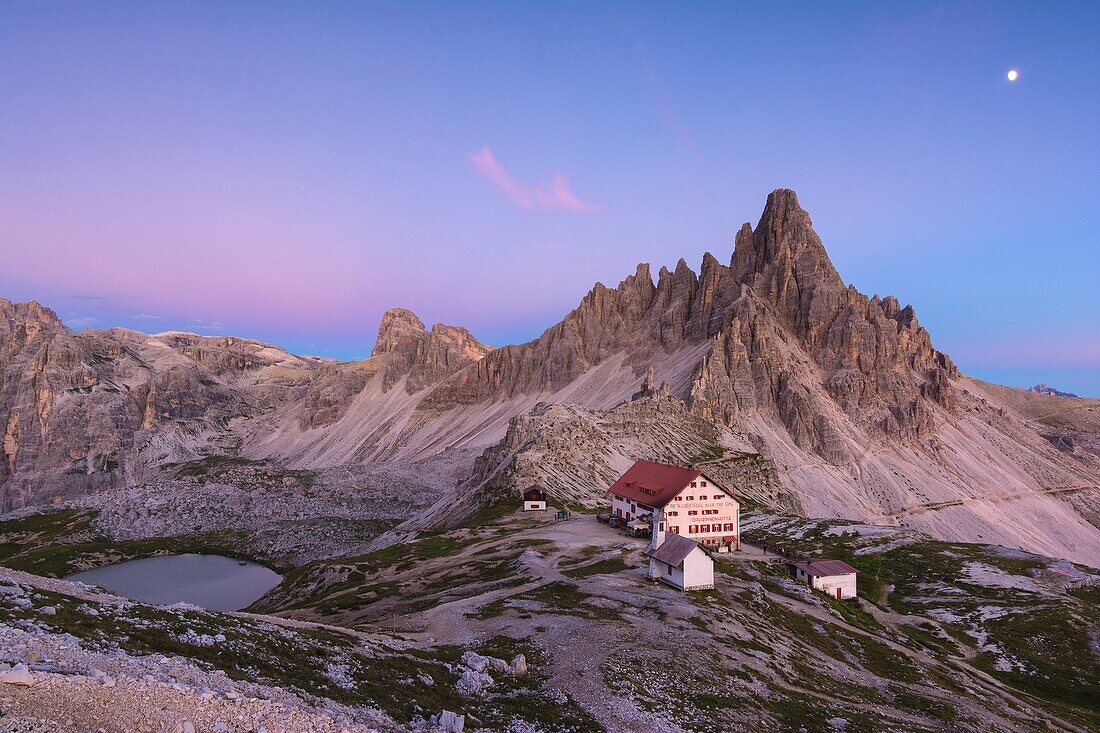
[2,191,1099,566]
[0,299,323,507]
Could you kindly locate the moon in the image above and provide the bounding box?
[1007,69,1019,81]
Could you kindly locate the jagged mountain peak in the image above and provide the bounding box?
[731,188,843,331]
[371,307,428,358]
[369,306,492,393]
[0,298,66,334]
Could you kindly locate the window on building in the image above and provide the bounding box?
[700,481,707,487]
[670,526,679,534]
[724,523,733,531]
[688,510,698,516]
[675,496,683,501]
[668,511,678,516]
[689,525,698,534]
[700,524,710,533]
[690,481,697,488]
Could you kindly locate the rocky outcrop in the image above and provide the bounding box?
[371,308,492,393]
[0,306,320,510]
[410,396,795,530]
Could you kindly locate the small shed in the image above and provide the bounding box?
[787,558,858,599]
[522,486,547,511]
[643,533,714,592]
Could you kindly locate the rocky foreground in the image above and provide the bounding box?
[0,567,403,733]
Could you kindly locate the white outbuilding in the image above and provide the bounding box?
[787,559,858,599]
[643,524,714,592]
[522,486,547,511]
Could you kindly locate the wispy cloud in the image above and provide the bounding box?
[187,319,227,333]
[62,292,111,301]
[64,316,100,329]
[129,313,165,323]
[469,147,603,213]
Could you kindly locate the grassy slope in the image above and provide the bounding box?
[263,512,1096,732]
[742,515,1099,728]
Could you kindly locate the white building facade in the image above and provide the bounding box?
[609,460,740,552]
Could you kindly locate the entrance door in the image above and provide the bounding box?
[836,588,842,599]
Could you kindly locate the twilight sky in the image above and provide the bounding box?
[2,2,1098,395]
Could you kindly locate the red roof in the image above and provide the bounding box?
[608,460,702,508]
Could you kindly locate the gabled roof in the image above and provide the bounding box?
[788,559,857,577]
[608,460,701,508]
[643,534,706,566]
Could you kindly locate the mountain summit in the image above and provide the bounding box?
[420,189,958,463]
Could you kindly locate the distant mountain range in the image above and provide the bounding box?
[3,189,1098,565]
[1029,383,1079,398]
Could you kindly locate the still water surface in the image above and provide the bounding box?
[66,553,282,611]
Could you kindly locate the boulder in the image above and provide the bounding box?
[0,662,35,686]
[455,668,493,696]
[431,710,465,732]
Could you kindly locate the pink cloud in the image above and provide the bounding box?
[468,147,603,213]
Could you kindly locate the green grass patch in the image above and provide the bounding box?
[561,556,630,579]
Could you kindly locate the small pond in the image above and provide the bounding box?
[66,553,282,611]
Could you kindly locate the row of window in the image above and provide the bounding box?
[670,523,736,535]
[667,508,727,517]
[689,480,708,488]
[673,494,725,502]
